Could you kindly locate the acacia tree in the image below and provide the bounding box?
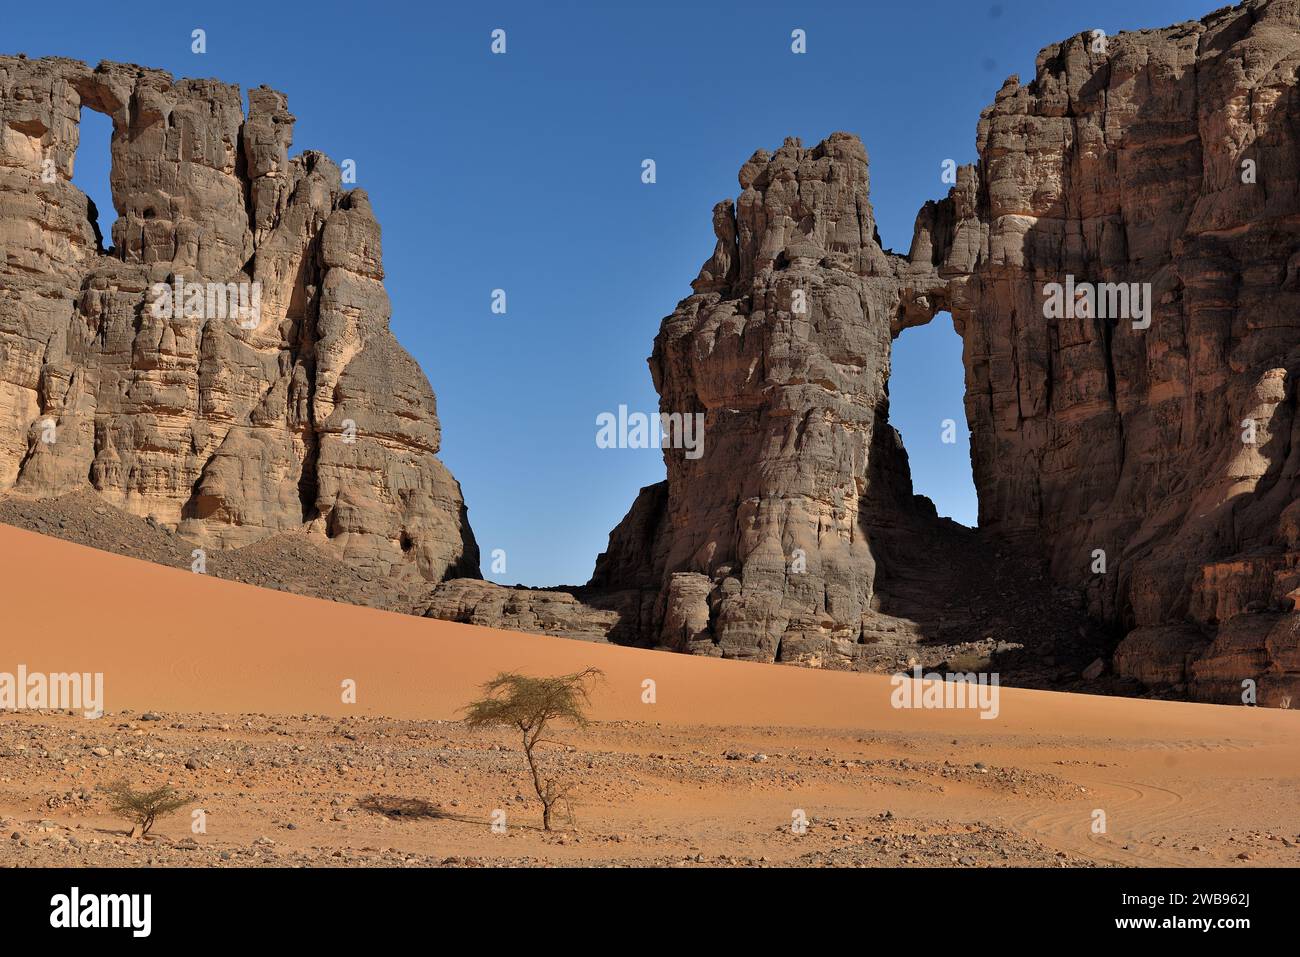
[100,780,192,838]
[461,668,602,831]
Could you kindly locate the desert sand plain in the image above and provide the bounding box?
[0,523,1297,868]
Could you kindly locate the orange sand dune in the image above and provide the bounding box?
[4,523,1300,869]
[2,523,1297,746]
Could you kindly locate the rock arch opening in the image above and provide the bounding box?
[889,311,976,527]
[72,106,114,254]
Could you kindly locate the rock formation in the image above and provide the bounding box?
[586,133,956,665]
[448,0,1300,707]
[0,56,478,582]
[911,0,1300,706]
[7,0,1300,709]
[422,579,633,644]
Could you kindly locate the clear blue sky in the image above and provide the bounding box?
[9,0,1211,586]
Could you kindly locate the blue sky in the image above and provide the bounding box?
[8,0,1211,585]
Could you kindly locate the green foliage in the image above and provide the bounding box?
[100,780,192,838]
[462,668,602,830]
[463,668,601,736]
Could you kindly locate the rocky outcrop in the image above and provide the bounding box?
[914,0,1300,705]
[565,133,1111,682]
[8,1,1300,709]
[466,0,1300,706]
[0,56,478,582]
[422,579,642,645]
[587,133,955,666]
[415,134,1019,673]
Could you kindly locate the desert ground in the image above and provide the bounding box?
[1,524,1297,868]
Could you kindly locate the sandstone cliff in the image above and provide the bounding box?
[586,133,957,664]
[0,56,478,582]
[912,0,1300,706]
[437,0,1300,707]
[7,0,1300,709]
[421,133,1106,690]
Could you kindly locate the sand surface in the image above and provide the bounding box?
[1,524,1297,867]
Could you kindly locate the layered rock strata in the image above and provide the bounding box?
[8,0,1300,709]
[914,0,1300,705]
[0,56,478,582]
[442,0,1300,706]
[585,133,954,665]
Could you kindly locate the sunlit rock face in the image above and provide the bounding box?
[586,0,1300,704]
[0,55,478,582]
[590,132,952,665]
[914,0,1300,705]
[8,0,1300,710]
